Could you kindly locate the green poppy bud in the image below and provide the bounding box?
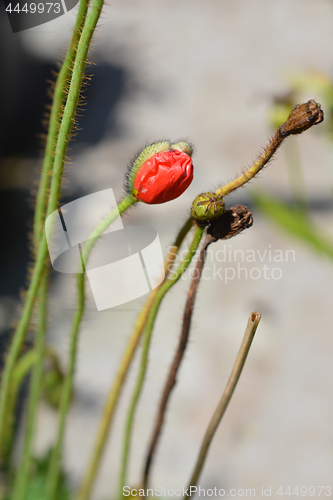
[191,192,225,224]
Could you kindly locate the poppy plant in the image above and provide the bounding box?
[127,141,194,204]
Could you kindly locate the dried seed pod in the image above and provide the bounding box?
[280,99,324,137]
[207,204,253,240]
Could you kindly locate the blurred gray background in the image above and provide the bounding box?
[1,1,333,499]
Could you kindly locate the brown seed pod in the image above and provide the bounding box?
[207,204,253,240]
[280,99,324,137]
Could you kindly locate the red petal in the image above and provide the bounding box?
[134,150,194,204]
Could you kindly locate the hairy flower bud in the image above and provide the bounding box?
[191,192,225,223]
[280,99,324,137]
[126,140,194,204]
[170,141,193,156]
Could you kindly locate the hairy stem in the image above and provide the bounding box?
[0,237,49,462]
[33,0,90,244]
[75,217,194,500]
[12,270,48,500]
[15,0,91,489]
[0,0,105,464]
[46,195,136,500]
[216,130,284,197]
[186,312,261,495]
[216,100,323,198]
[119,224,204,499]
[1,351,37,469]
[142,233,214,490]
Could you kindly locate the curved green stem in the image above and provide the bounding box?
[0,344,66,471]
[1,351,37,470]
[216,100,323,199]
[75,217,193,500]
[14,0,91,491]
[12,269,48,500]
[11,352,38,399]
[142,233,214,490]
[16,0,90,486]
[0,0,104,463]
[46,0,105,218]
[0,236,49,462]
[33,0,90,245]
[216,129,285,197]
[46,195,136,500]
[119,224,204,499]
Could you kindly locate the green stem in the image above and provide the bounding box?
[119,224,204,499]
[11,352,37,397]
[1,345,64,470]
[75,217,193,500]
[216,129,285,197]
[0,236,49,462]
[0,0,104,463]
[33,0,90,245]
[46,0,104,218]
[142,233,214,490]
[46,195,136,500]
[1,351,37,469]
[170,218,193,254]
[12,270,48,500]
[14,0,90,490]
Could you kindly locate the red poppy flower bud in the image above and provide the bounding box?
[127,140,194,204]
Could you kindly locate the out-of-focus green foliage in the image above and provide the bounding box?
[253,191,333,260]
[255,71,333,259]
[269,71,333,137]
[5,452,70,500]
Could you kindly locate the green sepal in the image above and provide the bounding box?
[170,141,193,156]
[127,141,171,194]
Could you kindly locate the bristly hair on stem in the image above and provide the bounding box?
[216,100,323,198]
[119,224,204,500]
[75,217,194,500]
[0,0,92,473]
[142,204,254,490]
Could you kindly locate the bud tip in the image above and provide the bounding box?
[280,99,324,137]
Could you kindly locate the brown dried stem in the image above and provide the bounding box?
[142,233,215,490]
[142,205,254,490]
[185,312,261,496]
